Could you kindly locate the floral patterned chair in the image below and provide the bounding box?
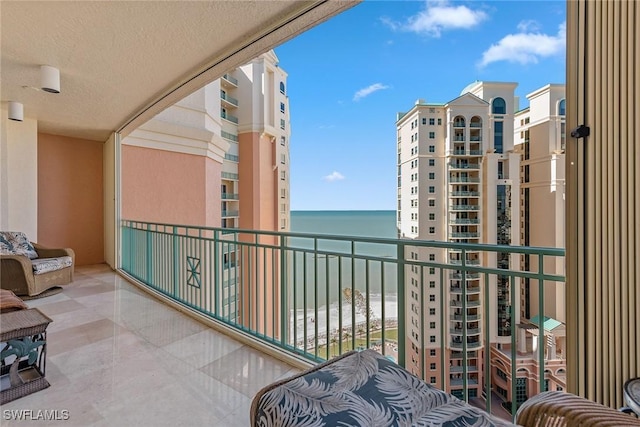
[0,232,74,297]
[251,349,515,426]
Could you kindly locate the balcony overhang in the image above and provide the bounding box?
[1,1,358,142]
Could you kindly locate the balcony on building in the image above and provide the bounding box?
[7,3,622,425]
[221,109,239,124]
[222,73,239,87]
[220,89,239,108]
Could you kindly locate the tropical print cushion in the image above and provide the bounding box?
[0,231,38,259]
[253,349,515,427]
[31,256,73,275]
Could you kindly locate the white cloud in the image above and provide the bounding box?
[353,83,390,101]
[517,20,540,33]
[323,171,345,182]
[478,22,566,68]
[382,0,488,37]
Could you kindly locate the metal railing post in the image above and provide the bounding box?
[397,241,406,368]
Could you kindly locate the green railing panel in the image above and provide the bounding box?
[120,219,565,421]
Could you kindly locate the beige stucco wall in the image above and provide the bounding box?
[37,133,104,265]
[0,111,38,239]
[121,145,221,227]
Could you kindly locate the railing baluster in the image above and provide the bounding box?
[117,219,565,418]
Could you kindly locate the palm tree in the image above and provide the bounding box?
[329,336,338,357]
[0,337,45,387]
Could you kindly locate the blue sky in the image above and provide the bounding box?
[275,1,566,211]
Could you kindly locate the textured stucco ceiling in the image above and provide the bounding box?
[1,1,357,141]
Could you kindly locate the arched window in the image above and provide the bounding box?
[279,82,286,94]
[470,116,482,128]
[453,115,465,127]
[558,99,566,116]
[492,97,506,114]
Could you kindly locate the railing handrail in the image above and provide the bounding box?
[121,219,565,259]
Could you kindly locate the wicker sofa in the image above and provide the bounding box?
[0,232,74,297]
[516,391,640,426]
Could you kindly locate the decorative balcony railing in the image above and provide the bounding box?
[450,177,480,183]
[221,192,239,200]
[222,73,238,86]
[221,111,239,124]
[220,91,239,107]
[221,130,238,142]
[221,172,239,180]
[120,220,564,421]
[449,163,480,170]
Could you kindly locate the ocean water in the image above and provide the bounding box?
[288,210,399,308]
[291,210,397,239]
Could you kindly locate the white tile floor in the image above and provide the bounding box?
[2,264,299,426]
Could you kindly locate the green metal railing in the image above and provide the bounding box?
[220,90,239,106]
[221,111,239,124]
[221,131,238,142]
[221,192,239,200]
[221,172,238,180]
[224,153,239,162]
[120,220,564,421]
[222,73,238,85]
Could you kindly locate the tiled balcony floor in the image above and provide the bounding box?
[2,264,299,426]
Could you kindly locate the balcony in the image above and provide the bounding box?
[221,111,239,124]
[449,218,480,225]
[451,191,480,198]
[450,204,481,211]
[451,341,483,350]
[222,210,239,217]
[450,285,481,294]
[224,153,239,162]
[451,314,481,321]
[450,177,480,183]
[19,220,560,424]
[221,130,239,142]
[451,300,481,308]
[451,232,480,239]
[1,264,296,426]
[449,163,480,170]
[222,192,239,200]
[220,90,239,107]
[222,73,239,87]
[221,172,239,180]
[450,327,481,335]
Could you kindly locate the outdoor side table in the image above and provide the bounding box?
[0,308,53,404]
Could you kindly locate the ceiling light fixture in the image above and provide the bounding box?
[8,101,24,121]
[41,65,60,93]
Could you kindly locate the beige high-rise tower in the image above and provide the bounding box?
[396,81,520,400]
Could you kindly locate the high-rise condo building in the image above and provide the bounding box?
[397,81,567,405]
[489,84,567,404]
[396,81,520,400]
[121,49,290,323]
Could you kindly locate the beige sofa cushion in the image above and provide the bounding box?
[31,256,73,275]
